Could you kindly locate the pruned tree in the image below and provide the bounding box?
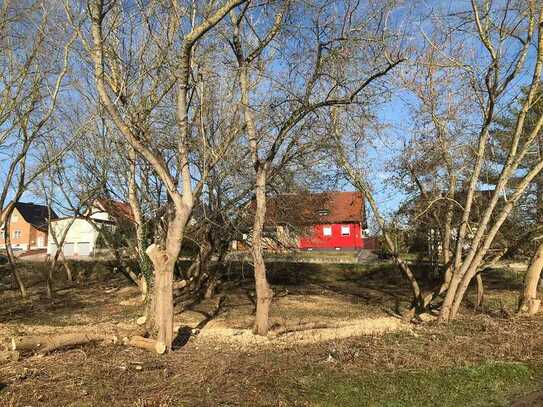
[81,0,247,351]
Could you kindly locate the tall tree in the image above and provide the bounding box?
[84,0,247,351]
[229,0,405,334]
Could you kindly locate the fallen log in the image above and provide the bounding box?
[11,333,117,354]
[123,336,166,354]
[10,331,165,357]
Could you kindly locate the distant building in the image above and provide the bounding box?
[237,191,375,251]
[0,202,58,253]
[47,198,133,257]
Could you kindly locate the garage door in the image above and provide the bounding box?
[48,243,58,255]
[78,242,91,256]
[63,243,75,257]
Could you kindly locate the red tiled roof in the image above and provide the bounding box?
[264,191,365,225]
[95,198,134,222]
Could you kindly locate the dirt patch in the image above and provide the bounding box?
[511,391,543,407]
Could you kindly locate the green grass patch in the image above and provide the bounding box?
[291,361,540,407]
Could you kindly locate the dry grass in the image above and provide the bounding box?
[0,260,542,406]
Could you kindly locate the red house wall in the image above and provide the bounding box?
[298,223,365,250]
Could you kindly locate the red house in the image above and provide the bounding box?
[260,191,374,251]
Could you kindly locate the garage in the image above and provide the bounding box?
[77,242,92,256]
[63,243,75,257]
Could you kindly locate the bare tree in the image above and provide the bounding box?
[229,0,405,334]
[380,1,543,320]
[438,1,543,321]
[0,1,75,296]
[83,0,247,351]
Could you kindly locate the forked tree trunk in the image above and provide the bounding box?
[252,169,273,335]
[518,240,543,315]
[447,163,543,320]
[89,0,241,351]
[145,209,189,351]
[47,215,78,298]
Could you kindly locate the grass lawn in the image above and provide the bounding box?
[293,362,541,406]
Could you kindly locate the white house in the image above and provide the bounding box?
[47,199,132,257]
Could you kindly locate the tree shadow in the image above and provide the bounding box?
[172,326,192,349]
[173,295,226,350]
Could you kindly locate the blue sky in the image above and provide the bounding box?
[3,0,539,223]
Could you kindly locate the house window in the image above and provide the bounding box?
[11,213,18,222]
[317,209,329,216]
[341,225,350,236]
[323,226,332,236]
[13,230,21,239]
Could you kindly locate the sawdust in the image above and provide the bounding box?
[196,317,409,347]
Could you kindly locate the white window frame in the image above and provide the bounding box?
[14,230,21,239]
[341,225,350,236]
[323,226,332,236]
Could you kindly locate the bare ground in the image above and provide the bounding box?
[0,261,542,406]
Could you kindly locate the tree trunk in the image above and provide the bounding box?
[518,239,543,315]
[447,176,543,319]
[476,273,484,310]
[62,254,73,282]
[4,228,26,297]
[252,169,273,335]
[45,273,53,299]
[46,254,59,299]
[144,284,156,335]
[439,273,461,322]
[204,276,219,299]
[331,109,423,311]
[127,145,151,303]
[146,244,175,351]
[11,265,26,298]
